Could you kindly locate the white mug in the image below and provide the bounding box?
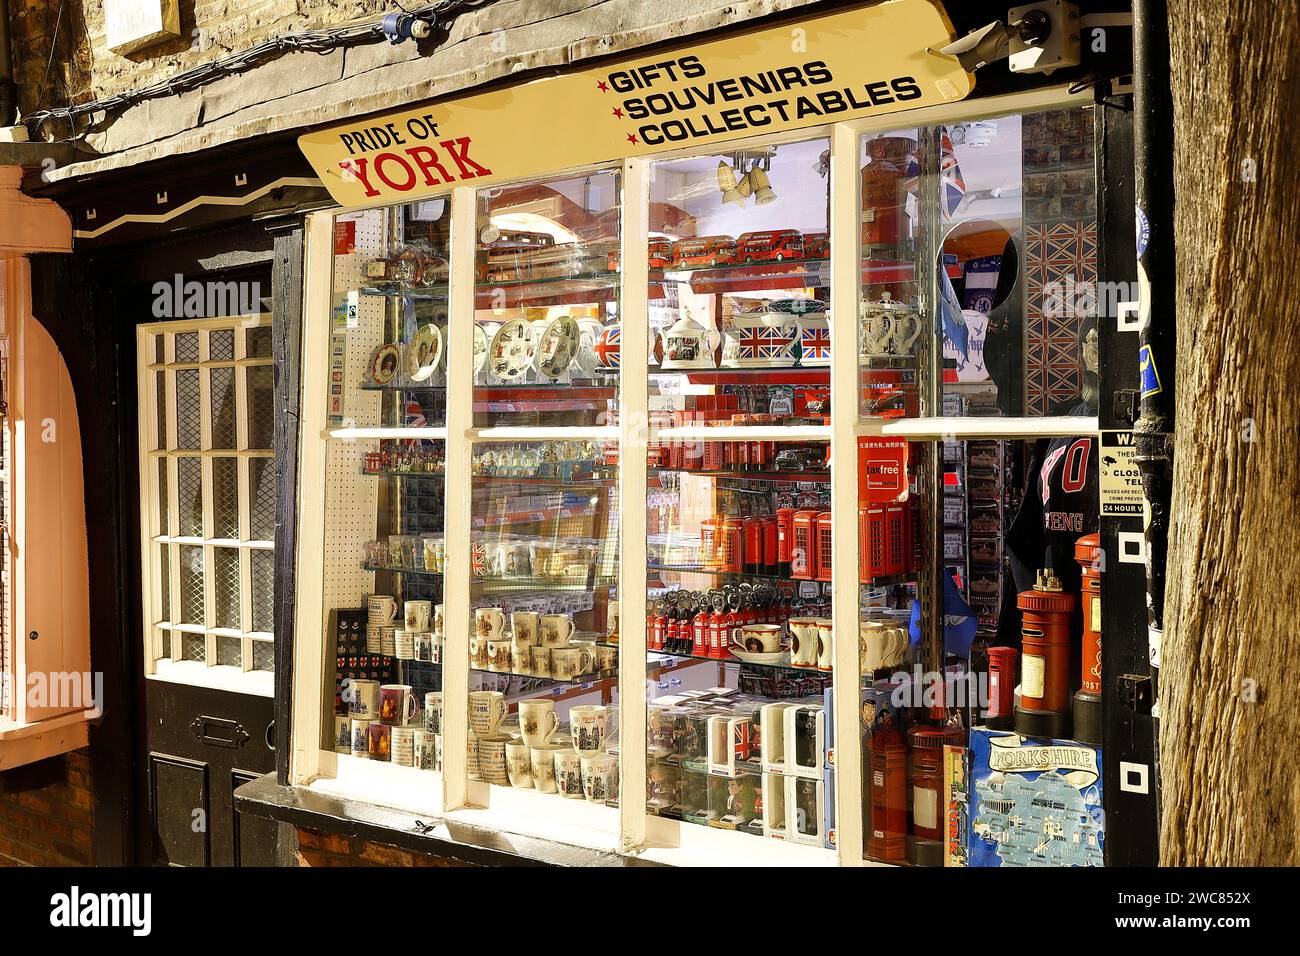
[540,614,576,647]
[468,690,505,737]
[816,620,834,672]
[511,611,540,645]
[530,745,560,793]
[404,600,432,631]
[367,594,397,624]
[506,740,534,789]
[581,755,617,803]
[345,678,381,718]
[789,618,820,668]
[570,705,609,758]
[553,750,584,799]
[475,607,506,638]
[518,699,559,748]
[424,692,443,734]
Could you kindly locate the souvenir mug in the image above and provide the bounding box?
[468,690,505,737]
[334,715,351,754]
[367,594,397,624]
[475,607,506,638]
[391,725,416,767]
[476,735,512,786]
[351,717,372,759]
[570,705,609,758]
[414,729,439,771]
[550,645,591,681]
[816,620,834,672]
[788,618,820,668]
[404,600,432,631]
[379,684,418,725]
[530,745,560,793]
[581,755,617,804]
[553,750,585,799]
[518,699,559,748]
[511,611,540,645]
[424,692,443,734]
[506,740,534,789]
[529,645,552,678]
[735,623,783,654]
[367,721,392,762]
[394,629,415,660]
[540,614,576,647]
[345,678,381,718]
[487,639,514,673]
[859,621,909,673]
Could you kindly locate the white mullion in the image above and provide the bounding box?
[238,454,254,631]
[289,211,336,786]
[442,186,477,811]
[235,362,249,453]
[137,327,160,673]
[618,156,650,856]
[829,121,866,867]
[203,542,217,666]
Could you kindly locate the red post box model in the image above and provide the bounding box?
[1074,533,1102,743]
[1014,568,1077,739]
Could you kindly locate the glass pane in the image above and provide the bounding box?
[216,636,242,668]
[212,457,239,539]
[246,365,274,450]
[250,549,275,634]
[209,366,237,449]
[213,548,241,630]
[208,328,235,362]
[177,457,203,537]
[464,441,620,822]
[473,170,619,427]
[179,545,205,626]
[245,326,272,359]
[180,633,206,663]
[859,108,1097,421]
[174,331,199,364]
[646,438,832,851]
[157,458,170,534]
[249,457,276,542]
[157,544,171,624]
[154,371,167,449]
[648,139,831,422]
[330,202,450,431]
[252,640,275,672]
[858,436,1100,866]
[175,369,201,450]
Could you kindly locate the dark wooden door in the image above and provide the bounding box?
[132,283,283,867]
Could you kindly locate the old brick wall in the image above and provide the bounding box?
[295,827,474,867]
[0,749,94,866]
[9,0,397,117]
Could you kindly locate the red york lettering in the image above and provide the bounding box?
[337,136,492,195]
[438,137,493,179]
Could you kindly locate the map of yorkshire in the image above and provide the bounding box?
[972,769,1103,867]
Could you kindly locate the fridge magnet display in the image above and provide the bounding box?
[967,728,1104,868]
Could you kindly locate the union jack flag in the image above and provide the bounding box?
[470,542,487,576]
[737,325,793,361]
[594,326,620,369]
[404,400,427,428]
[800,326,831,362]
[902,126,966,219]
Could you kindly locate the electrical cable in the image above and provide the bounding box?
[25,0,491,143]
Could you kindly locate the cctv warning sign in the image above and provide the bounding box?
[1099,430,1142,516]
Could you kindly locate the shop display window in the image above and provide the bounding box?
[293,92,1111,865]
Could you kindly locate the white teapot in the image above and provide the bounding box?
[659,314,720,369]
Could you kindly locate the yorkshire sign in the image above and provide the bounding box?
[298,0,972,207]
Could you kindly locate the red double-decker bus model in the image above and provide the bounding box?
[671,235,738,268]
[737,229,805,263]
[802,232,830,259]
[607,237,673,272]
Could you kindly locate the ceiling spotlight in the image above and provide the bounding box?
[749,165,777,205]
[717,161,746,205]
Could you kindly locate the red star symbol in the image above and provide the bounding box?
[597,80,610,92]
[612,107,624,119]
[626,133,639,144]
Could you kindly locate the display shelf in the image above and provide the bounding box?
[473,273,622,309]
[648,468,829,483]
[643,366,830,384]
[363,562,441,577]
[646,646,820,675]
[469,573,617,592]
[356,287,449,301]
[647,563,823,585]
[473,473,617,487]
[359,382,447,392]
[361,468,447,478]
[471,665,618,684]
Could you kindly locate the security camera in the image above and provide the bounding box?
[939,1,1080,74]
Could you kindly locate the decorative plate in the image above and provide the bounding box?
[405,324,443,382]
[573,317,605,375]
[488,319,536,381]
[473,323,489,374]
[535,316,580,380]
[369,343,401,385]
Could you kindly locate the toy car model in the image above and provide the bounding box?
[773,446,828,472]
[737,229,805,263]
[671,235,738,268]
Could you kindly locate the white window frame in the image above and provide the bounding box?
[290,83,1101,867]
[136,315,277,697]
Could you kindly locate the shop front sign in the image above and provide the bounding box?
[299,0,972,207]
